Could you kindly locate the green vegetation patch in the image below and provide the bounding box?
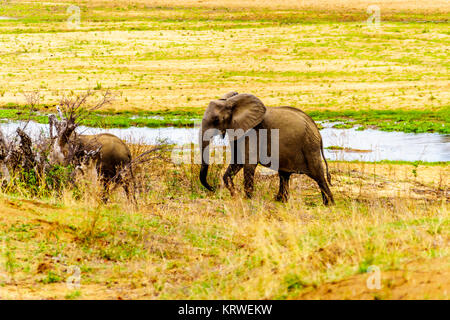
[1,2,447,29]
[0,107,203,128]
[1,107,447,134]
[309,108,450,134]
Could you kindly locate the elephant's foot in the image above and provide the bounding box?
[244,186,254,199]
[275,193,289,203]
[323,197,335,206]
[225,184,236,197]
[319,185,335,206]
[223,177,236,197]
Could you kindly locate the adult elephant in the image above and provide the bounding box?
[199,92,334,205]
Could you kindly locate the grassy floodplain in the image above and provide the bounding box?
[0,107,448,133]
[0,1,448,300]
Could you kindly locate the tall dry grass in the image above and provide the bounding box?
[0,143,447,299]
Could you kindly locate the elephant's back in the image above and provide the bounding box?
[262,106,321,142]
[80,133,131,167]
[260,107,323,173]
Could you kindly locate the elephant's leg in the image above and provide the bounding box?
[100,169,118,203]
[316,178,334,206]
[306,155,334,205]
[122,181,137,206]
[223,164,243,196]
[122,166,137,206]
[275,170,291,202]
[321,190,328,205]
[101,178,111,203]
[243,164,257,198]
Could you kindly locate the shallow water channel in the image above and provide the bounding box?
[0,121,448,163]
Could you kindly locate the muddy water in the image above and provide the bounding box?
[0,121,448,162]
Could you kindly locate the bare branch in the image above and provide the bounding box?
[56,104,64,121]
[16,128,36,171]
[48,114,56,140]
[22,90,40,109]
[0,129,8,160]
[56,90,114,129]
[21,90,40,132]
[131,146,166,166]
[111,146,166,184]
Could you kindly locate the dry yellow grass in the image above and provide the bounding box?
[0,153,448,299]
[18,0,450,12]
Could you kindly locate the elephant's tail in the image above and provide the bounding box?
[320,140,332,186]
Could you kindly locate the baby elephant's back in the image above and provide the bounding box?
[80,133,131,176]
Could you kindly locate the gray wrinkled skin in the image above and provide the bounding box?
[200,92,334,205]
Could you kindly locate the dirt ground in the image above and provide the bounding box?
[298,257,449,299]
[2,257,448,299]
[0,161,447,300]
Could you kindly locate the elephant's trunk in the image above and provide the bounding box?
[199,136,214,192]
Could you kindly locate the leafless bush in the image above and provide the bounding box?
[21,90,41,131]
[0,89,164,202]
[48,90,114,167]
[22,90,40,108]
[0,90,115,194]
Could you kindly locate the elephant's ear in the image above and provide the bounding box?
[219,91,239,100]
[226,93,266,136]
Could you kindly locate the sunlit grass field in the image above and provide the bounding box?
[0,0,448,115]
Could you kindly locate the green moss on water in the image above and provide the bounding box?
[330,160,449,166]
[0,107,203,128]
[308,108,449,134]
[0,2,447,30]
[326,146,344,150]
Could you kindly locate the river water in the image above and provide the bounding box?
[0,121,448,162]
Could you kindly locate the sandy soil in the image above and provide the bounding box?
[298,257,449,299]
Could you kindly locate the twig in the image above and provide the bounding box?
[21,90,40,132]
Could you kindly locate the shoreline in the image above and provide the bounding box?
[0,106,448,134]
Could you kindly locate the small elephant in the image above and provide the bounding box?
[77,133,132,181]
[50,132,135,202]
[199,92,334,205]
